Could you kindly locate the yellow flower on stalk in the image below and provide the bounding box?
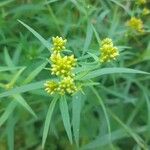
[99,38,119,63]
[44,81,58,95]
[127,17,144,33]
[52,36,67,52]
[57,76,77,95]
[50,52,77,77]
[136,0,146,5]
[142,8,150,15]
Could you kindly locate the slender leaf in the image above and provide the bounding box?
[0,101,17,127]
[72,92,82,146]
[23,62,47,84]
[18,20,51,50]
[13,94,37,118]
[0,66,24,72]
[80,67,150,80]
[0,80,45,99]
[42,95,59,149]
[59,96,73,144]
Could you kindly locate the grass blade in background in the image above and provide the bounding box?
[42,95,59,149]
[81,67,150,80]
[13,94,37,118]
[23,62,47,84]
[72,92,82,147]
[18,20,51,50]
[0,80,45,99]
[59,96,73,144]
[0,101,17,127]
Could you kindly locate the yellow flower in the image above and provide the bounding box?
[142,8,150,15]
[127,17,144,33]
[136,0,146,5]
[52,36,67,52]
[44,81,58,95]
[50,52,77,77]
[57,76,77,95]
[99,38,119,63]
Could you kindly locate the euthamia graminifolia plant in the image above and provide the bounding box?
[17,18,149,150]
[42,36,119,148]
[44,37,119,96]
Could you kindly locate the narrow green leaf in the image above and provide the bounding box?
[80,67,150,80]
[91,24,100,43]
[23,62,47,84]
[82,23,93,56]
[18,20,51,50]
[7,115,15,150]
[59,96,73,144]
[13,94,37,118]
[4,47,14,67]
[0,80,45,99]
[0,66,24,72]
[91,87,113,149]
[0,101,17,127]
[0,0,14,7]
[110,111,146,149]
[72,92,82,147]
[9,67,26,87]
[42,95,59,149]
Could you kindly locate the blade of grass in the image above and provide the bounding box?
[59,96,73,144]
[0,101,17,127]
[23,62,47,84]
[80,67,150,80]
[0,80,45,99]
[42,95,59,149]
[18,20,51,50]
[0,0,14,7]
[0,66,24,72]
[91,86,114,149]
[110,111,146,149]
[13,94,37,118]
[82,23,93,56]
[72,92,82,147]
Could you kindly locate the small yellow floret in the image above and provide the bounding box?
[99,38,119,63]
[136,0,146,5]
[44,81,58,95]
[127,17,144,33]
[142,8,150,15]
[52,36,67,52]
[50,52,77,77]
[57,76,77,95]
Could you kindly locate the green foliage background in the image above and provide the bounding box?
[0,0,150,150]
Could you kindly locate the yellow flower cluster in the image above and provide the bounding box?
[44,36,77,95]
[142,7,150,15]
[136,0,146,5]
[99,38,119,63]
[127,17,144,33]
[50,52,77,77]
[52,36,67,52]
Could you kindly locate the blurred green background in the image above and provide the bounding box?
[0,0,150,150]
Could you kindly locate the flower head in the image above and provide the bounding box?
[127,17,144,33]
[57,76,77,95]
[142,8,150,15]
[50,52,77,77]
[44,81,58,95]
[52,36,67,52]
[99,38,119,63]
[136,0,146,5]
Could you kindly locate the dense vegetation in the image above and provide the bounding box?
[0,0,150,150]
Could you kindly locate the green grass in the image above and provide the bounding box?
[0,0,150,150]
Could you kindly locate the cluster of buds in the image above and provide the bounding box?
[44,36,77,95]
[127,17,144,33]
[99,38,119,63]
